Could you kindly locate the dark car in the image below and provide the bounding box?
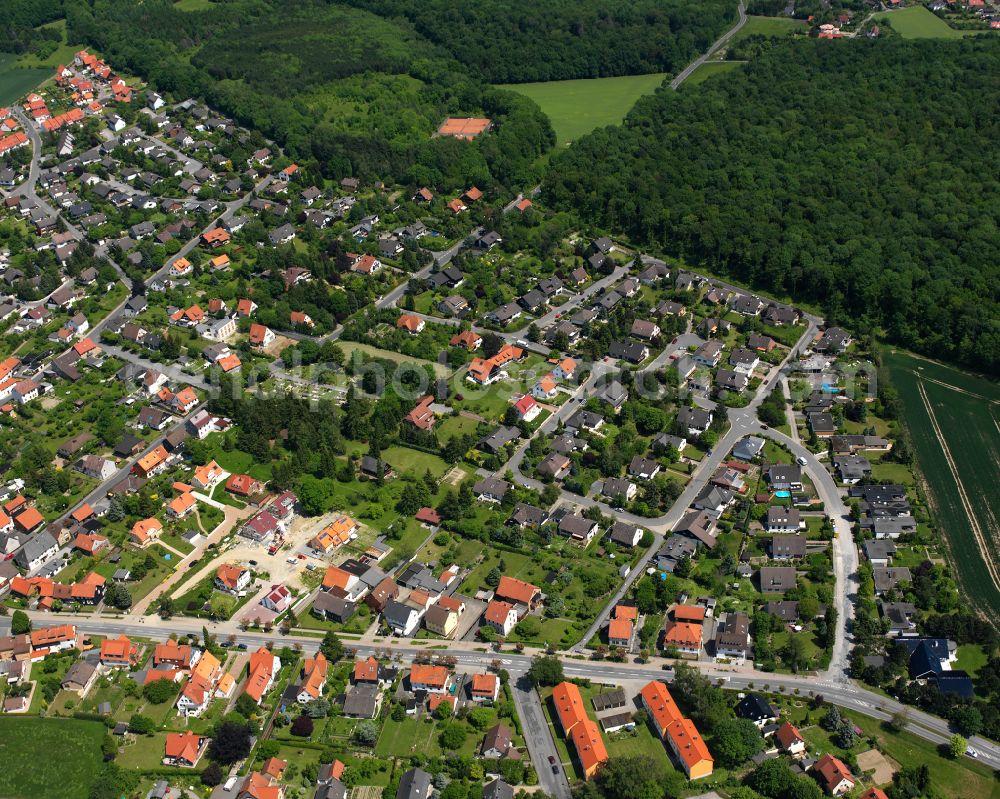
[551,766,560,775]
[548,756,556,765]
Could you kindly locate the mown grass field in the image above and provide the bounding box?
[498,73,667,145]
[728,14,807,45]
[883,349,1000,616]
[0,717,105,799]
[876,6,974,38]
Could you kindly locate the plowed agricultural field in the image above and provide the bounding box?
[883,349,1000,617]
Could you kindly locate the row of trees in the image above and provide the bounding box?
[544,38,1000,375]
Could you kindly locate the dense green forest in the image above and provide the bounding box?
[65,0,553,189]
[342,0,738,82]
[544,38,1000,375]
[0,0,64,53]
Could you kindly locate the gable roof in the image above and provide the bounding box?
[495,575,540,605]
[552,681,587,733]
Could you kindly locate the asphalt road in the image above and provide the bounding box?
[670,1,748,90]
[1,613,996,773]
[511,675,572,799]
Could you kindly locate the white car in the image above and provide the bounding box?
[966,747,979,758]
[797,456,808,466]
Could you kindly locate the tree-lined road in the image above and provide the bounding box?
[670,1,748,89]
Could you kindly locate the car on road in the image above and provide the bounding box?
[551,765,560,775]
[797,456,808,466]
[297,553,306,559]
[967,747,979,758]
[548,756,556,765]
[248,559,258,566]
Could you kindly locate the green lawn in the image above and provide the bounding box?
[436,414,482,441]
[876,6,975,38]
[116,731,178,770]
[850,712,1000,799]
[603,724,673,770]
[375,715,442,758]
[869,460,917,487]
[498,73,668,145]
[685,61,744,87]
[339,341,452,378]
[0,717,106,799]
[381,446,452,479]
[202,436,273,481]
[953,644,989,677]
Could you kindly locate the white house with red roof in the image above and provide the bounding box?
[513,395,541,422]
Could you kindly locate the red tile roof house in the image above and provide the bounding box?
[813,754,855,796]
[482,600,519,636]
[99,634,140,669]
[470,673,500,702]
[409,663,451,693]
[215,564,252,595]
[776,721,806,756]
[244,646,281,705]
[226,473,264,497]
[163,731,207,767]
[495,575,541,609]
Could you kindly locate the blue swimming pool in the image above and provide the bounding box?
[774,490,791,498]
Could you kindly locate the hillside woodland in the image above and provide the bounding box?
[66,0,554,189]
[342,0,739,82]
[544,38,1000,374]
[0,0,64,54]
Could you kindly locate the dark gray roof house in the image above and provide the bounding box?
[342,683,381,718]
[483,780,513,799]
[509,503,548,528]
[674,509,717,549]
[608,521,642,548]
[609,340,648,363]
[396,768,433,799]
[769,534,807,559]
[558,514,598,542]
[479,426,521,454]
[566,410,603,432]
[598,381,628,410]
[474,476,510,502]
[758,566,797,593]
[873,566,912,595]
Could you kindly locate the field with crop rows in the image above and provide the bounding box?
[883,349,1000,617]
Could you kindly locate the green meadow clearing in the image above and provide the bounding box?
[728,14,807,44]
[883,349,1000,616]
[685,61,744,87]
[876,5,975,38]
[499,73,667,145]
[0,717,105,799]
